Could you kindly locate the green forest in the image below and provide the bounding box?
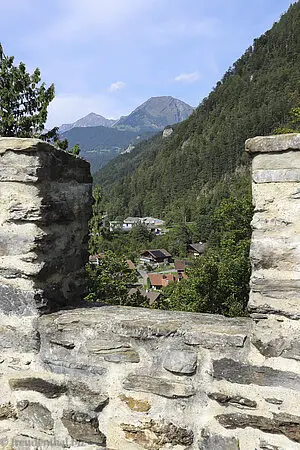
[89,2,300,316]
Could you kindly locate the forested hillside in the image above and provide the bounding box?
[95,1,300,226]
[62,126,154,172]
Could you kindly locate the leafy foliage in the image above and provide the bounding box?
[0,43,54,137]
[162,196,253,316]
[85,251,137,305]
[95,2,300,226]
[89,3,300,316]
[274,106,300,133]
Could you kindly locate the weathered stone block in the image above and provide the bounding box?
[213,358,300,390]
[163,349,197,374]
[103,348,140,363]
[123,374,195,398]
[119,394,151,412]
[9,377,67,398]
[216,412,300,443]
[0,321,40,353]
[122,419,194,450]
[245,134,300,154]
[199,428,240,450]
[0,403,16,420]
[0,138,92,315]
[62,410,106,445]
[208,392,257,408]
[17,401,54,431]
[67,381,109,412]
[252,317,300,360]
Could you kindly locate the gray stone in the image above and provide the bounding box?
[68,381,109,412]
[43,358,106,376]
[103,349,140,363]
[265,398,283,405]
[49,338,75,349]
[0,284,42,315]
[122,419,194,450]
[62,410,106,445]
[123,374,195,398]
[163,349,197,374]
[245,134,300,154]
[208,392,257,408]
[17,401,54,431]
[9,377,67,398]
[251,319,300,361]
[0,138,92,315]
[184,331,247,348]
[253,336,300,360]
[253,168,300,183]
[199,428,240,450]
[259,440,282,449]
[0,323,40,353]
[86,339,131,353]
[248,290,300,320]
[216,412,300,443]
[213,358,300,391]
[0,403,16,420]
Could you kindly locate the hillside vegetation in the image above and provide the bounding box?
[91,2,300,316]
[62,126,155,172]
[95,1,300,226]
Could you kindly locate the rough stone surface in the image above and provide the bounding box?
[213,358,300,391]
[248,134,300,321]
[251,316,300,360]
[119,394,151,412]
[163,348,197,374]
[199,428,240,450]
[122,419,194,449]
[103,348,140,363]
[67,381,109,412]
[259,440,282,449]
[123,374,195,398]
[0,403,16,420]
[208,392,257,408]
[216,412,300,443]
[0,319,40,353]
[61,410,106,445]
[0,138,92,314]
[245,133,300,154]
[1,135,300,449]
[17,401,54,431]
[9,377,67,398]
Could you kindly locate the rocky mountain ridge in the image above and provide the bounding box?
[114,96,194,131]
[59,96,194,172]
[59,112,116,134]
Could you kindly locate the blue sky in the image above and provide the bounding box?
[0,0,295,127]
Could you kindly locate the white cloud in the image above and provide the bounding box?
[108,81,126,92]
[174,71,201,83]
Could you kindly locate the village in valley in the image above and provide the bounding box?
[89,215,206,306]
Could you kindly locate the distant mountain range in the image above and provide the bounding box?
[94,1,300,223]
[114,96,194,131]
[59,112,116,134]
[59,96,194,172]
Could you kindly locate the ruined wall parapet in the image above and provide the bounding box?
[246,133,300,321]
[0,136,300,449]
[0,138,92,315]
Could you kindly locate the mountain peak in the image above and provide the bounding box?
[59,112,116,134]
[114,96,194,131]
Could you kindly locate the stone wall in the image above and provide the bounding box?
[0,136,300,450]
[0,138,92,314]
